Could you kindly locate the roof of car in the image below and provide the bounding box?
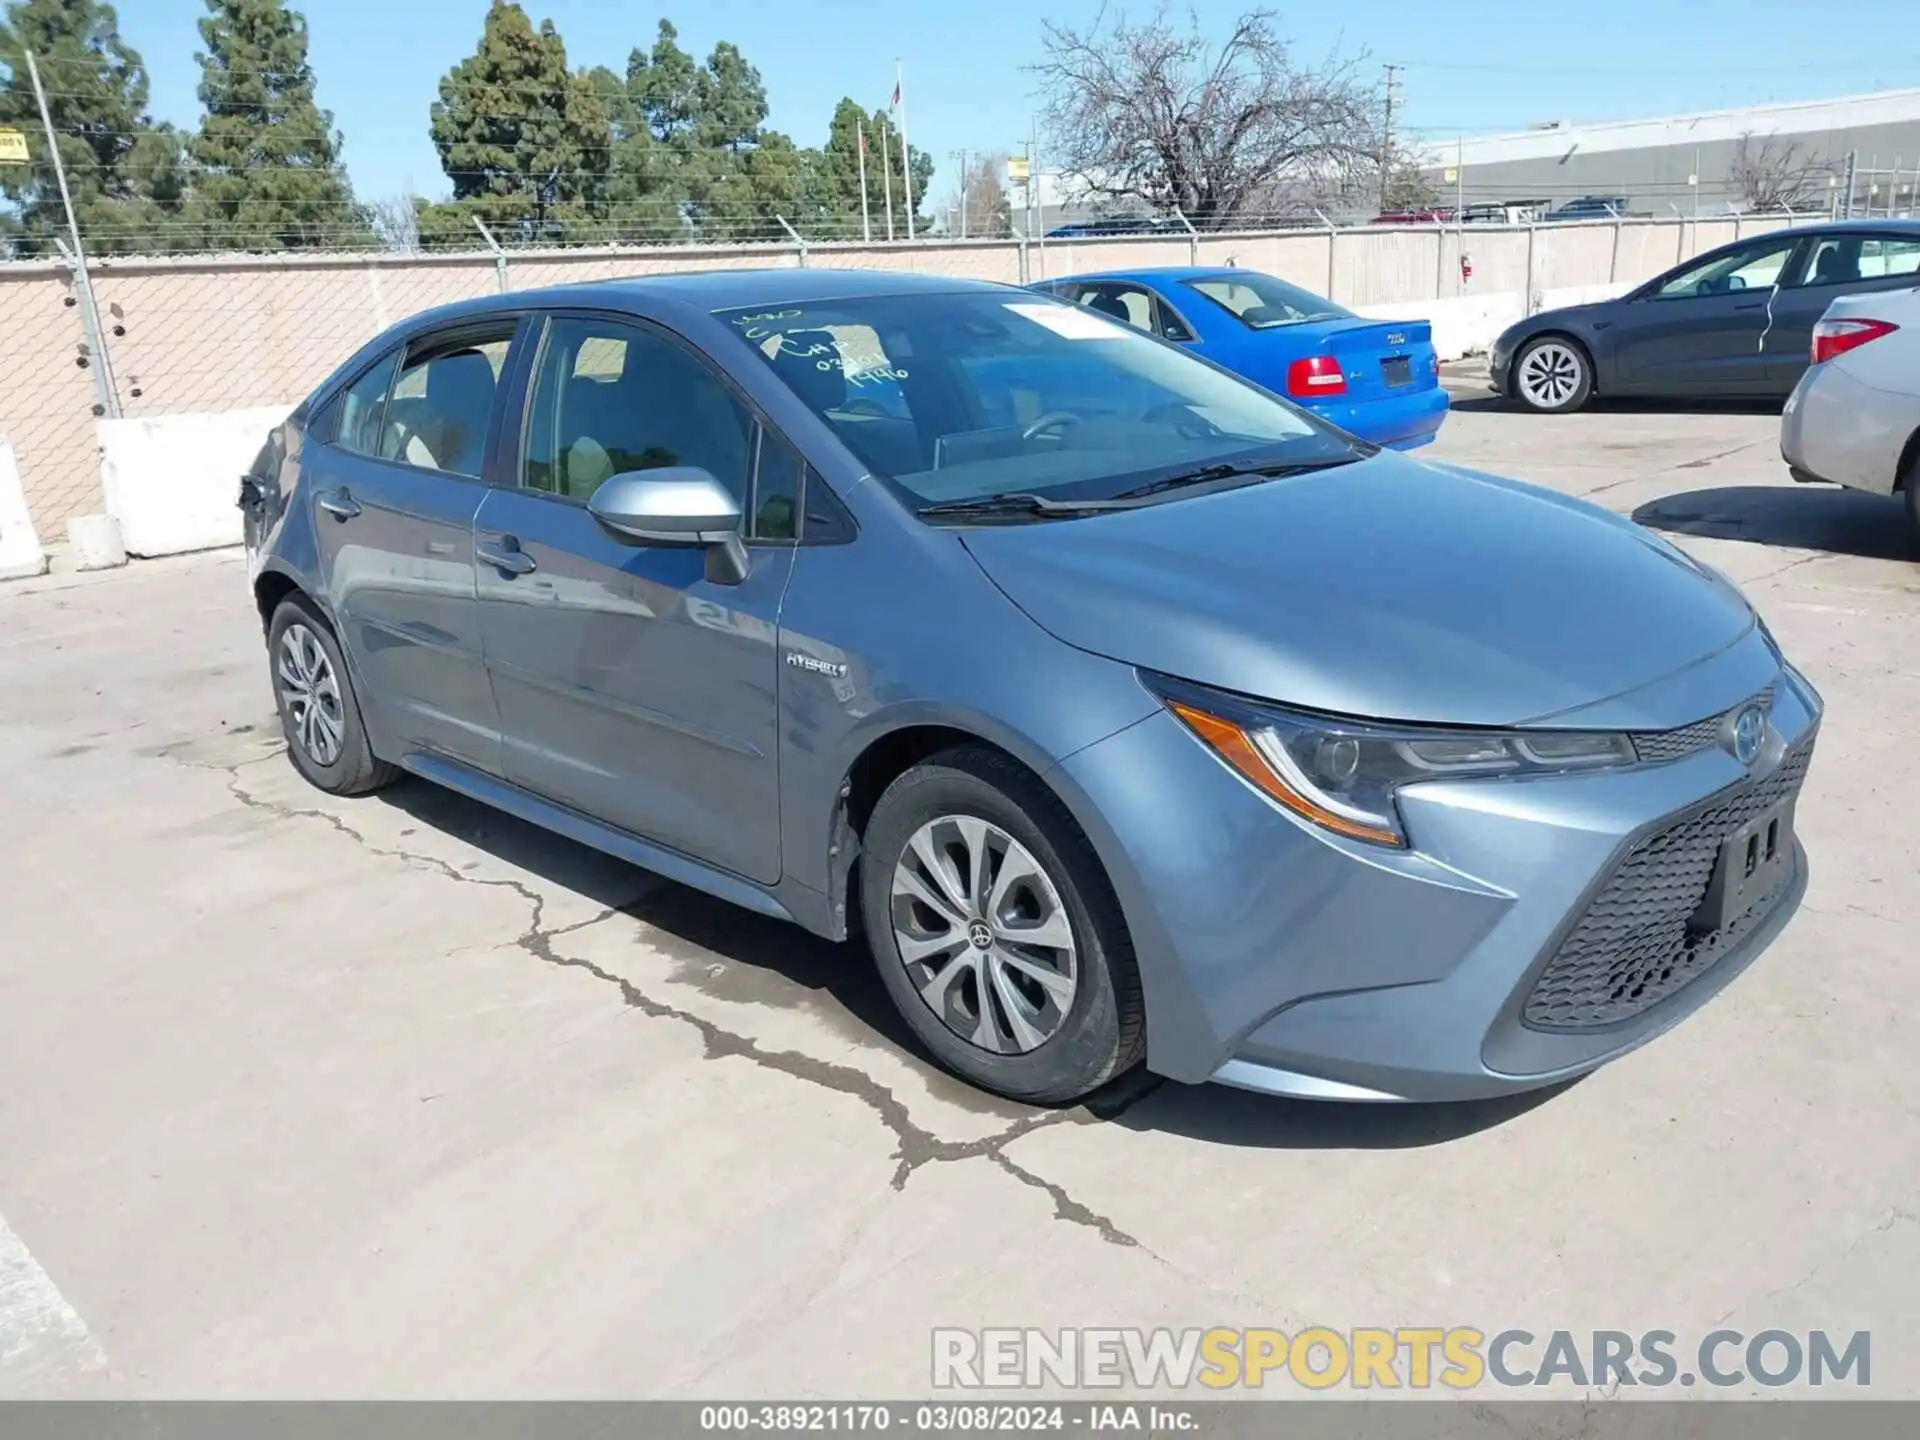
[1034,266,1245,285]
[372,267,1023,344]
[508,267,1016,313]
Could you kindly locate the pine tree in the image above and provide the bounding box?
[187,0,364,251]
[418,1,610,247]
[0,0,187,256]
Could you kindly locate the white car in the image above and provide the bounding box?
[1780,285,1920,543]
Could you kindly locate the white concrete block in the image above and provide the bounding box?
[0,439,48,581]
[66,513,127,571]
[1355,281,1636,362]
[99,405,294,558]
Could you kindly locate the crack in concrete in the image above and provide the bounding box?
[196,748,1154,1250]
[1712,1203,1919,1327]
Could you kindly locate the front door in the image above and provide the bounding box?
[1764,231,1920,387]
[475,313,795,885]
[307,321,518,775]
[1604,235,1801,396]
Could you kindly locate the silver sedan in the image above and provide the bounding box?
[1781,285,1920,543]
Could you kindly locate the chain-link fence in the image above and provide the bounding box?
[0,211,1807,544]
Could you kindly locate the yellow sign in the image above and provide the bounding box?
[1007,156,1030,184]
[0,129,28,165]
[1442,167,1458,183]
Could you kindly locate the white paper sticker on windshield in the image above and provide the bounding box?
[1004,301,1128,339]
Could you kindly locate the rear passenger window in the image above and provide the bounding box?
[330,352,400,457]
[379,331,514,479]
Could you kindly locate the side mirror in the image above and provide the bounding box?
[587,466,750,584]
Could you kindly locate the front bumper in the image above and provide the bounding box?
[1306,384,1451,451]
[1488,341,1514,397]
[1057,636,1821,1102]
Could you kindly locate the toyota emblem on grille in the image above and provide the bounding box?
[1727,705,1767,765]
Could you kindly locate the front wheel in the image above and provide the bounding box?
[860,746,1146,1104]
[1512,336,1593,412]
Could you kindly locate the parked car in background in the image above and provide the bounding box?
[1544,196,1630,222]
[1491,220,1920,412]
[1369,209,1451,225]
[241,269,1818,1108]
[1031,267,1450,450]
[1044,217,1171,239]
[1781,284,1920,543]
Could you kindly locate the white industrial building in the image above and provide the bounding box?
[1422,89,1920,220]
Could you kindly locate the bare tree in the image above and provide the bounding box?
[1730,134,1829,214]
[944,153,1013,238]
[1032,5,1381,229]
[370,194,422,253]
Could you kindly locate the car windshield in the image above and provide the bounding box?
[1181,272,1353,329]
[715,291,1360,514]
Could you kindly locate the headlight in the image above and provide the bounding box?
[1149,675,1636,848]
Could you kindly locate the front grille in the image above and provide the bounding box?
[1522,733,1814,1030]
[1630,684,1776,766]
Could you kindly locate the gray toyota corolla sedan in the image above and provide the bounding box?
[241,270,1820,1106]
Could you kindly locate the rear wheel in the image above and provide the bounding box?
[860,746,1145,1104]
[267,595,399,796]
[1903,457,1920,551]
[1513,336,1593,412]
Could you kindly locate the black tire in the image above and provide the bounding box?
[1904,467,1920,552]
[1511,335,1594,413]
[860,745,1146,1104]
[266,594,399,796]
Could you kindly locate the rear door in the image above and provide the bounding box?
[474,311,794,885]
[1765,231,1920,387]
[1603,235,1801,395]
[307,318,520,775]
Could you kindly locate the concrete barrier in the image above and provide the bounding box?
[99,405,293,557]
[0,438,48,580]
[1356,282,1634,363]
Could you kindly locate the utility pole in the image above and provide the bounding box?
[1381,63,1401,212]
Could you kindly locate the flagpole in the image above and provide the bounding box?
[896,60,915,241]
[857,119,872,244]
[879,111,895,241]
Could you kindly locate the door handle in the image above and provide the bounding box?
[477,539,537,576]
[1733,299,1766,310]
[316,488,361,520]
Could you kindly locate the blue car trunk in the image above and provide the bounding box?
[1286,317,1439,403]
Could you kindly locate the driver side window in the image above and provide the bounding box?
[1653,238,1797,299]
[522,316,753,506]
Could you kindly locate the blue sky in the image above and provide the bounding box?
[119,0,1918,204]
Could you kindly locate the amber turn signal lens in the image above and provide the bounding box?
[1166,700,1405,848]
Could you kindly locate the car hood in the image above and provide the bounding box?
[960,452,1755,727]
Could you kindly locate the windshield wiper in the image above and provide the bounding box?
[916,493,1141,521]
[918,456,1362,522]
[1112,455,1357,500]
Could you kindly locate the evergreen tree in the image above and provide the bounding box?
[187,0,365,251]
[418,1,611,247]
[0,0,187,256]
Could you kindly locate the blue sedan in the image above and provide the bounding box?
[1030,266,1450,450]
